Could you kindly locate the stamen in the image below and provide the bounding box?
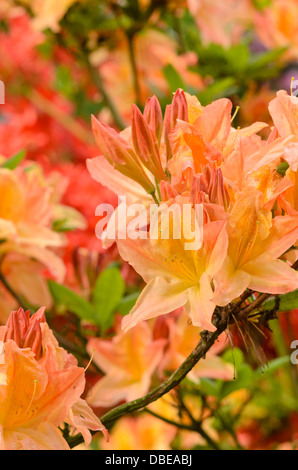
[85,349,95,372]
[231,106,240,123]
[291,77,295,96]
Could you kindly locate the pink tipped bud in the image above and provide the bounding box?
[198,164,230,210]
[23,319,43,360]
[3,308,45,359]
[91,115,155,194]
[92,116,134,167]
[143,96,163,143]
[160,181,179,202]
[4,308,30,346]
[170,89,188,129]
[164,90,188,161]
[190,176,206,206]
[131,104,166,182]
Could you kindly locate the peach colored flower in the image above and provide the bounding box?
[159,313,234,382]
[0,307,107,450]
[0,160,86,281]
[254,0,298,62]
[187,0,253,47]
[213,189,298,306]
[86,321,166,408]
[118,195,228,332]
[101,411,176,450]
[268,90,298,216]
[18,0,82,31]
[0,253,53,325]
[88,89,298,334]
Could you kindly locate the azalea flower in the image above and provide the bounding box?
[101,411,176,450]
[88,89,298,333]
[213,189,298,306]
[86,320,166,408]
[0,159,86,318]
[254,0,298,62]
[0,307,107,450]
[118,196,228,332]
[15,0,82,32]
[187,0,253,47]
[0,253,53,324]
[268,90,298,216]
[157,313,234,382]
[0,13,97,163]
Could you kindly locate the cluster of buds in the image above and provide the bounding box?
[91,89,189,200]
[3,307,44,360]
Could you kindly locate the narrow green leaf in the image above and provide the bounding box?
[2,150,26,170]
[48,280,95,321]
[163,64,186,92]
[255,356,291,376]
[116,291,140,316]
[92,266,125,331]
[263,290,298,312]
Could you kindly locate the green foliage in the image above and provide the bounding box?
[92,265,125,331]
[48,280,95,321]
[263,291,298,312]
[117,291,140,316]
[49,265,132,333]
[1,150,26,170]
[197,348,293,401]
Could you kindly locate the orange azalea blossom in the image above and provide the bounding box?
[0,160,86,285]
[101,411,176,451]
[12,0,82,31]
[268,90,298,216]
[254,0,298,62]
[118,195,228,332]
[187,0,253,47]
[157,313,234,382]
[88,89,298,332]
[0,253,53,324]
[0,307,107,450]
[86,320,166,408]
[212,189,298,306]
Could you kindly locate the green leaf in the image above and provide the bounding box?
[276,161,290,176]
[263,290,298,312]
[222,347,245,367]
[199,378,223,397]
[163,64,186,92]
[92,266,125,331]
[252,0,272,10]
[197,77,237,106]
[220,363,254,398]
[2,150,26,170]
[48,280,95,321]
[219,348,254,398]
[255,356,291,376]
[116,291,140,316]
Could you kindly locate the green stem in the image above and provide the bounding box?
[83,51,126,130]
[145,409,220,450]
[127,32,142,108]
